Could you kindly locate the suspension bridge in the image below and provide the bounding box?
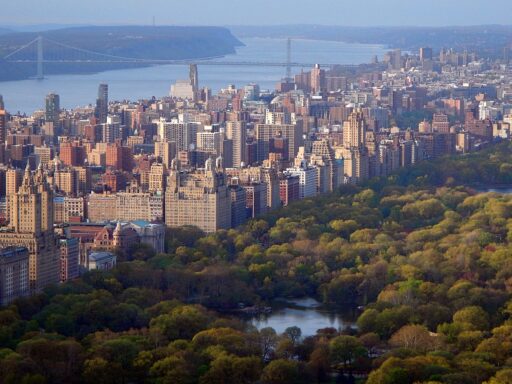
[2,36,356,80]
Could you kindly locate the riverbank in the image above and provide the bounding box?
[0,25,243,81]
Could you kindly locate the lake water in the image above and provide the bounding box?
[0,37,387,114]
[479,187,512,194]
[249,297,355,336]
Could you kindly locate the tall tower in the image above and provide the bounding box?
[1,164,59,292]
[36,36,44,80]
[189,64,198,99]
[226,121,247,168]
[504,45,511,65]
[0,108,6,146]
[165,157,231,233]
[286,38,292,83]
[45,93,60,125]
[310,64,325,94]
[343,110,367,149]
[95,84,109,124]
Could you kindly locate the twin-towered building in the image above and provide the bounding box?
[165,157,232,233]
[0,164,61,293]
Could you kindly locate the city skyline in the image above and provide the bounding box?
[1,0,512,27]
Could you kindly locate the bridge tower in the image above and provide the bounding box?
[285,38,292,83]
[36,36,44,80]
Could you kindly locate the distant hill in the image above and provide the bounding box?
[230,24,512,58]
[0,26,243,81]
[0,28,12,35]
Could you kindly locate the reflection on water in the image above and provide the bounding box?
[250,297,355,336]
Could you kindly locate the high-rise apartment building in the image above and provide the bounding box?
[165,158,231,233]
[148,162,167,193]
[189,64,198,99]
[60,141,85,167]
[197,131,222,156]
[0,109,6,146]
[159,121,198,151]
[343,110,367,149]
[0,165,60,292]
[106,143,133,172]
[284,161,318,199]
[102,115,122,143]
[95,84,109,124]
[45,93,60,125]
[343,147,370,183]
[154,141,177,169]
[419,47,433,61]
[432,113,450,133]
[310,64,325,94]
[226,121,247,167]
[256,123,303,162]
[311,139,340,192]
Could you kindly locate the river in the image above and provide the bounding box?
[249,297,356,336]
[0,37,387,114]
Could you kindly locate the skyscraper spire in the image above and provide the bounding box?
[23,162,32,186]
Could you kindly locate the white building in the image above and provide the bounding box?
[285,161,318,199]
[170,80,195,100]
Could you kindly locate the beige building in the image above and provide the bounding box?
[34,146,53,166]
[0,165,60,292]
[165,158,231,233]
[87,149,106,167]
[226,121,247,167]
[116,192,164,222]
[87,193,117,223]
[343,110,367,149]
[154,141,177,168]
[148,162,167,193]
[52,169,77,195]
[311,139,340,192]
[227,166,280,210]
[5,168,23,222]
[343,147,370,184]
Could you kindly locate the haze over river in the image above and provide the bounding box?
[0,37,387,114]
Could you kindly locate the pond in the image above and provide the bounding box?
[248,297,356,337]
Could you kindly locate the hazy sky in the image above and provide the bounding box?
[1,0,511,27]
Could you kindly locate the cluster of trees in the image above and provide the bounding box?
[3,142,512,382]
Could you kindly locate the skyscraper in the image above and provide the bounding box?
[0,165,60,292]
[45,93,60,125]
[310,64,325,94]
[343,110,367,149]
[504,45,511,65]
[390,49,402,70]
[226,121,247,167]
[419,47,433,61]
[95,84,109,124]
[0,108,6,146]
[255,123,303,162]
[165,157,231,233]
[189,64,198,95]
